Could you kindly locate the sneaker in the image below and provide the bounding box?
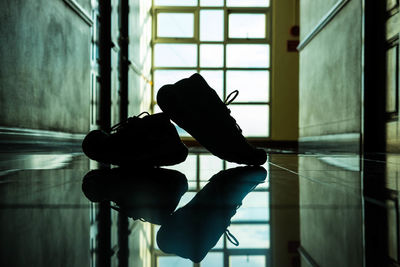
[156,166,267,262]
[157,73,267,165]
[82,112,188,166]
[82,167,188,225]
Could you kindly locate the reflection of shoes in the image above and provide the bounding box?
[82,112,188,166]
[157,73,267,166]
[82,167,188,225]
[156,166,267,262]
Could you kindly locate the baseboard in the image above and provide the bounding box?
[0,126,85,153]
[299,133,360,153]
[182,138,298,152]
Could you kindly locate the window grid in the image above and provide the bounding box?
[151,0,271,138]
[151,152,271,267]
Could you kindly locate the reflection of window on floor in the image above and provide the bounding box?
[152,153,270,267]
[151,0,271,138]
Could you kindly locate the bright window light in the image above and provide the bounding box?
[200,10,224,41]
[229,105,269,137]
[232,192,269,221]
[154,44,197,67]
[153,70,197,94]
[199,154,224,182]
[153,2,270,138]
[229,14,266,39]
[227,44,270,68]
[200,44,224,67]
[226,70,270,102]
[227,224,270,248]
[154,0,197,6]
[157,13,194,38]
[199,70,224,99]
[227,0,270,7]
[200,0,223,6]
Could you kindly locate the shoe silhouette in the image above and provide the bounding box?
[157,73,267,166]
[81,167,188,225]
[82,112,188,166]
[156,166,267,262]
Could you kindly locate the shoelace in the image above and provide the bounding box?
[110,111,150,133]
[224,90,242,133]
[225,229,239,246]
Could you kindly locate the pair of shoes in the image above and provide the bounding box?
[158,73,267,165]
[82,167,188,225]
[82,112,188,166]
[156,166,267,262]
[82,73,267,166]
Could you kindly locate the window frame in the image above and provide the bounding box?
[151,1,272,138]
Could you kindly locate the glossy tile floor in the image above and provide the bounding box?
[0,148,398,266]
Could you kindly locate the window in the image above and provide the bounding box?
[152,0,271,138]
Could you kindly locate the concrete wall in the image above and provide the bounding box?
[0,0,91,134]
[299,0,362,139]
[271,0,299,141]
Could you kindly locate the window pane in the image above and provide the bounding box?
[230,256,266,267]
[227,224,270,248]
[227,0,269,7]
[201,252,223,266]
[232,192,269,222]
[199,70,224,99]
[157,13,194,38]
[176,192,197,209]
[229,14,266,38]
[158,256,193,267]
[154,44,197,67]
[229,105,269,137]
[227,44,269,68]
[200,10,224,41]
[200,44,224,67]
[200,0,223,6]
[153,70,196,94]
[227,71,269,102]
[199,155,223,183]
[167,154,198,189]
[155,0,197,6]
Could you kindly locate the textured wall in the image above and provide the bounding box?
[0,0,91,133]
[74,0,91,13]
[299,0,362,137]
[300,0,339,40]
